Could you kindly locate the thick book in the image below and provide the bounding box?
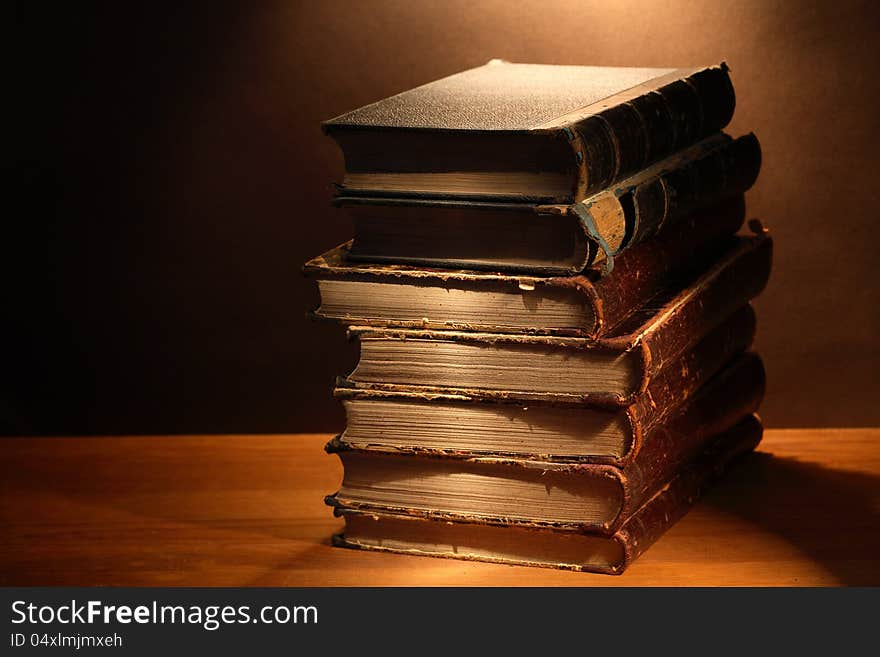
[335,317,761,464]
[330,414,763,574]
[325,375,762,535]
[342,233,772,406]
[323,60,735,203]
[332,133,759,274]
[306,197,746,338]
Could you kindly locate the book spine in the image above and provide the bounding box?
[612,353,766,532]
[572,65,735,195]
[614,413,764,572]
[580,195,745,337]
[628,133,761,246]
[577,133,759,269]
[625,233,772,396]
[623,308,757,464]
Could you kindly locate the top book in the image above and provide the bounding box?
[323,60,735,202]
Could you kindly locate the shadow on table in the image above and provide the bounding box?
[703,450,880,586]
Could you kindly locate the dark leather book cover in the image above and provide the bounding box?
[323,60,735,202]
[305,197,746,338]
[341,233,771,407]
[328,414,764,573]
[334,311,760,465]
[325,133,759,274]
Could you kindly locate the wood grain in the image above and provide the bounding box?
[1,429,878,586]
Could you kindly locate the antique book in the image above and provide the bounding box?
[306,196,745,338]
[330,414,763,574]
[323,60,735,202]
[332,133,759,274]
[325,372,762,535]
[342,233,772,406]
[336,317,761,464]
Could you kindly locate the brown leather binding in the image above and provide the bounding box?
[325,356,765,535]
[330,414,763,574]
[615,413,763,571]
[341,233,771,406]
[333,307,758,465]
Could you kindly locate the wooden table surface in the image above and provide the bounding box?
[1,429,878,586]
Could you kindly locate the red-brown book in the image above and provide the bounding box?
[325,351,764,536]
[334,315,760,465]
[330,414,763,574]
[341,233,771,407]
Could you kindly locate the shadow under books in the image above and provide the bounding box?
[702,449,880,586]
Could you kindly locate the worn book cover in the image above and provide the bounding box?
[306,197,746,337]
[324,60,735,203]
[336,314,761,464]
[329,414,764,574]
[326,351,762,535]
[331,133,759,273]
[341,233,771,406]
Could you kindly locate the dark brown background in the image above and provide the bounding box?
[8,0,880,435]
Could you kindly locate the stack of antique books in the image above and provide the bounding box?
[306,60,771,574]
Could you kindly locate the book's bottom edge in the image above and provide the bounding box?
[330,532,624,576]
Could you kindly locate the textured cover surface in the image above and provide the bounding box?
[324,60,678,131]
[331,413,764,573]
[324,60,736,201]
